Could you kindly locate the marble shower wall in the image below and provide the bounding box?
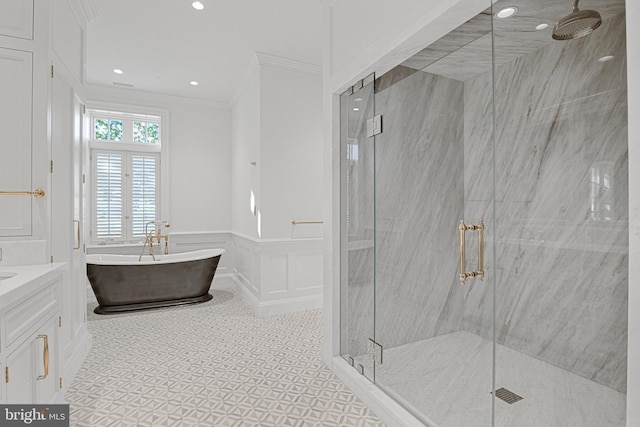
[373,66,467,349]
[463,14,628,392]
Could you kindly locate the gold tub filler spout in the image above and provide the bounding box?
[139,221,170,261]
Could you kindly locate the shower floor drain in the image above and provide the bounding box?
[492,387,523,404]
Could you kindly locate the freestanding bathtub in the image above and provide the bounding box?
[86,249,224,314]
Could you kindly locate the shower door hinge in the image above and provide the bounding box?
[368,338,383,364]
[60,377,63,389]
[5,366,8,383]
[367,115,383,137]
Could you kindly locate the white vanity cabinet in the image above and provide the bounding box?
[0,264,65,404]
[6,315,59,404]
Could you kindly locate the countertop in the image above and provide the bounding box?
[0,262,67,310]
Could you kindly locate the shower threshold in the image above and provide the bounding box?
[370,331,625,427]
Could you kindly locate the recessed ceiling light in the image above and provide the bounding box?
[190,81,199,86]
[192,1,204,10]
[598,55,614,62]
[495,6,518,18]
[353,107,360,111]
[113,69,123,74]
[536,23,549,30]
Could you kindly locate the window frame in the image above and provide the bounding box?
[86,105,169,245]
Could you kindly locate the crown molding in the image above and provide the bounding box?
[86,84,230,110]
[66,0,99,29]
[320,0,337,7]
[255,52,322,78]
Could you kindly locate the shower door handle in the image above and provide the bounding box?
[459,219,484,284]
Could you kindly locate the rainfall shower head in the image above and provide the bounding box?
[552,0,602,40]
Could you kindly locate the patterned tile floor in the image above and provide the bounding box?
[65,277,385,427]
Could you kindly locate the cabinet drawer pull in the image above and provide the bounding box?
[36,334,49,380]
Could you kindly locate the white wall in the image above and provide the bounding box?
[86,86,232,233]
[260,65,323,239]
[52,0,84,87]
[169,103,231,232]
[229,53,324,315]
[231,67,261,238]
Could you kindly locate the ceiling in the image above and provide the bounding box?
[86,0,323,103]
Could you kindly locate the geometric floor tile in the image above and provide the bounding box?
[65,277,386,426]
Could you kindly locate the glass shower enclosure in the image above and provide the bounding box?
[339,0,628,426]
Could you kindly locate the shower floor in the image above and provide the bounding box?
[371,331,625,427]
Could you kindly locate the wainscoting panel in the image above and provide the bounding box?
[233,233,324,316]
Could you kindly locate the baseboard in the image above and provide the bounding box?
[228,274,322,316]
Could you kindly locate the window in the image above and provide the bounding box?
[89,109,162,243]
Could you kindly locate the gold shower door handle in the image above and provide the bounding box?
[73,220,81,250]
[459,219,484,284]
[36,334,49,380]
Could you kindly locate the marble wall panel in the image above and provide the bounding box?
[463,13,628,392]
[373,66,467,349]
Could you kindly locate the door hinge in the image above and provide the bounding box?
[82,173,86,184]
[82,104,86,115]
[51,64,54,78]
[60,377,63,389]
[50,160,54,173]
[367,115,383,138]
[59,316,62,327]
[5,366,8,383]
[368,338,383,364]
[50,256,54,263]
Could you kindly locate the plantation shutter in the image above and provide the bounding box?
[131,154,159,237]
[95,152,124,238]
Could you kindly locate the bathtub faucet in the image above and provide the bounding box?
[139,221,171,261]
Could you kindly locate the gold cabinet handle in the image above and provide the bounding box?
[73,220,81,250]
[459,219,484,284]
[36,334,49,380]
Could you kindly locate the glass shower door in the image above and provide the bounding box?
[340,74,376,381]
[369,5,497,426]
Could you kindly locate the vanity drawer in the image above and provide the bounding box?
[6,280,59,347]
